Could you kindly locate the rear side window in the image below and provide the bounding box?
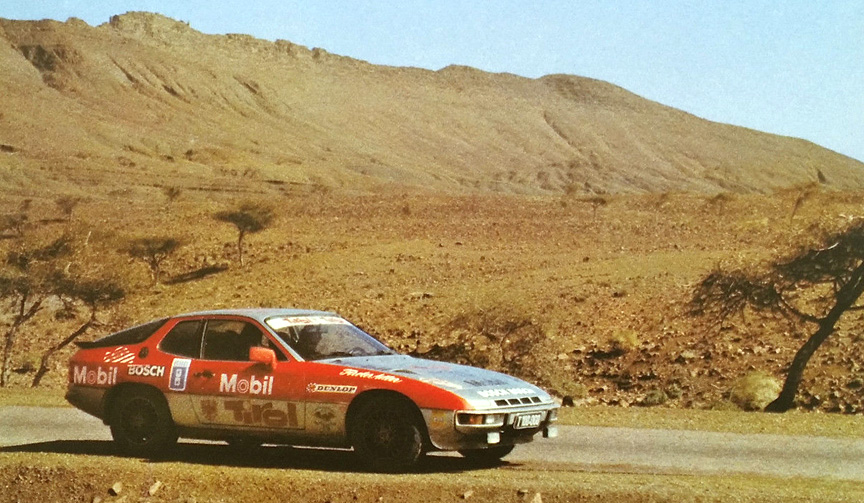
[201,320,264,361]
[159,320,204,358]
[75,318,169,349]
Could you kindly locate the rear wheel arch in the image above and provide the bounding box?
[103,383,172,422]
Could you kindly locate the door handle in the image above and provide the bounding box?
[194,370,214,379]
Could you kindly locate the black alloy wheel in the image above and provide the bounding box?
[109,389,177,457]
[351,397,424,472]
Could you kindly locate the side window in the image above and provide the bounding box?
[201,320,264,361]
[158,320,203,358]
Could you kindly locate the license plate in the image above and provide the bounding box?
[513,412,543,429]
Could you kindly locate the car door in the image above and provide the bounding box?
[183,317,306,431]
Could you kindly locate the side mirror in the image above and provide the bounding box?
[249,346,278,370]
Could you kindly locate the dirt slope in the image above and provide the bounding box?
[1,11,862,198]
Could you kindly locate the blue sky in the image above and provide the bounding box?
[6,1,863,162]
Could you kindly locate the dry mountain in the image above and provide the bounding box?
[1,11,862,198]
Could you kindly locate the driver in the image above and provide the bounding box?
[293,325,323,360]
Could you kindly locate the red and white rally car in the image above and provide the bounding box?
[67,308,558,471]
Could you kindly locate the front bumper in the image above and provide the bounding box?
[421,404,558,451]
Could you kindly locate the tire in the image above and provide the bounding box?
[459,445,515,464]
[350,397,424,472]
[108,388,177,457]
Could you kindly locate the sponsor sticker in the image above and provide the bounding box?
[221,399,299,428]
[103,346,135,364]
[200,399,219,422]
[339,368,401,383]
[169,358,191,391]
[477,387,534,398]
[306,383,358,394]
[266,316,351,330]
[127,364,165,378]
[220,373,274,395]
[72,365,118,386]
[312,406,338,433]
[415,376,463,390]
[464,377,508,387]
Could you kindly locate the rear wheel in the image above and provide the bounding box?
[459,445,515,464]
[108,388,177,457]
[350,397,424,472]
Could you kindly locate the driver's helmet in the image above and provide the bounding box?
[295,325,323,359]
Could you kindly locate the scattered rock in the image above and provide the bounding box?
[675,350,699,363]
[109,482,123,496]
[148,480,163,496]
[530,493,543,503]
[408,291,434,300]
[729,372,781,411]
[461,489,474,499]
[665,383,684,399]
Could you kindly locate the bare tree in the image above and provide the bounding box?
[0,237,72,386]
[689,221,864,412]
[31,276,125,387]
[214,202,275,266]
[580,195,608,220]
[125,237,182,285]
[788,183,818,222]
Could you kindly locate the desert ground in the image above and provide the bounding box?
[3,188,863,413]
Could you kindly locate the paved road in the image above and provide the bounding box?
[2,406,862,480]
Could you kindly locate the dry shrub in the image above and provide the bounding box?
[729,371,781,411]
[608,329,639,353]
[417,305,553,384]
[640,388,668,407]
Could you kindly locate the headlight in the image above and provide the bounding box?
[456,412,506,427]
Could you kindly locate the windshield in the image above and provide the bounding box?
[265,315,394,361]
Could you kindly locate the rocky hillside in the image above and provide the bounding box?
[1,11,862,198]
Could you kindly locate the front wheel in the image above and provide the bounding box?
[459,445,515,464]
[108,388,177,457]
[350,397,424,472]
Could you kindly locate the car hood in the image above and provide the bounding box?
[327,354,553,408]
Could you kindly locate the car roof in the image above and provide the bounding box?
[173,308,337,324]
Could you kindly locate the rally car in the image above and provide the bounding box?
[66,308,558,471]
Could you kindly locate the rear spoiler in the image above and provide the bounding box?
[74,340,103,349]
[73,318,170,349]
